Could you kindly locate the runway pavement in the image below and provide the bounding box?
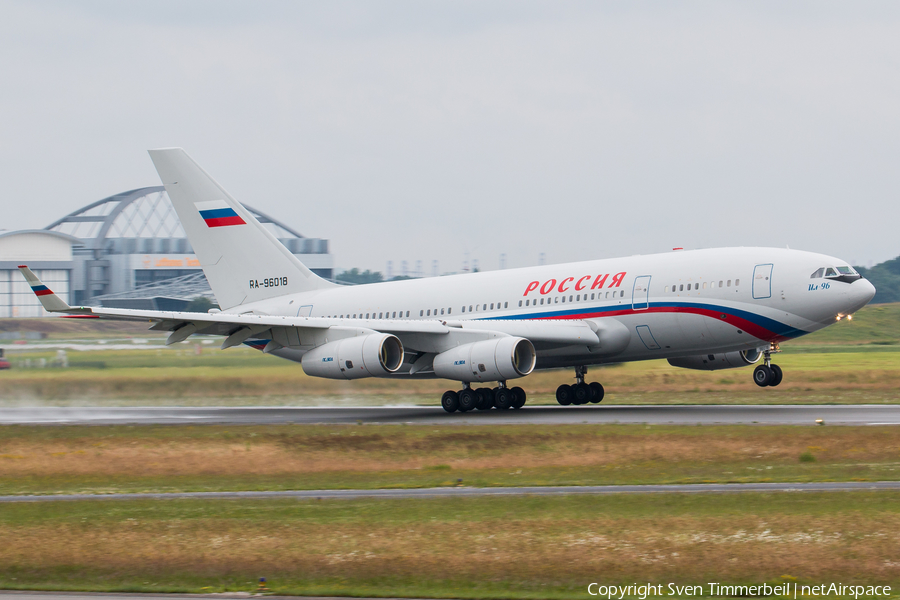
[0,404,898,425]
[1,481,899,503]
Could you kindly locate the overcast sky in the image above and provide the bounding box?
[2,1,899,273]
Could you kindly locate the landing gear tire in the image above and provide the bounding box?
[458,388,478,412]
[573,383,591,405]
[494,387,513,410]
[441,390,459,413]
[511,386,526,409]
[769,364,783,387]
[753,365,773,387]
[556,384,573,405]
[475,388,494,410]
[589,382,604,403]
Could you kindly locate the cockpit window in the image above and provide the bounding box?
[812,265,862,281]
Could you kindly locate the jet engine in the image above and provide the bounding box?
[301,333,404,379]
[433,337,536,382]
[667,348,762,371]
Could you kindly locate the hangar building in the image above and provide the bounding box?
[0,186,333,317]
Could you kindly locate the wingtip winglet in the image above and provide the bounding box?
[17,265,74,312]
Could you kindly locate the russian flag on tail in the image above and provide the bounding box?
[195,200,246,228]
[17,267,53,296]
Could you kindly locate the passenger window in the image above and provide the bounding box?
[377,312,381,318]
[561,296,566,303]
[727,280,731,287]
[719,281,723,287]
[469,305,473,312]
[448,308,452,314]
[504,302,508,308]
[392,312,396,318]
[490,303,494,310]
[483,304,487,311]
[540,298,544,305]
[519,301,522,307]
[440,308,445,315]
[462,306,466,313]
[735,279,740,286]
[420,310,424,316]
[620,291,624,298]
[702,282,707,289]
[366,313,370,319]
[427,310,431,316]
[591,293,595,300]
[555,297,559,303]
[664,286,668,293]
[569,295,573,302]
[406,311,409,317]
[679,284,683,291]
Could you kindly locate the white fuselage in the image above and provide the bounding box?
[230,247,876,372]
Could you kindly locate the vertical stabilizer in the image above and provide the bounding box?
[148,148,334,310]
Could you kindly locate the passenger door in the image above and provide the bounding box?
[631,275,651,311]
[752,264,773,299]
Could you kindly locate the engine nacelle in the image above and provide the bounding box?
[667,348,762,371]
[433,337,536,383]
[301,333,404,379]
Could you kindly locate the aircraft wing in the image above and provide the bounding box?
[18,266,610,353]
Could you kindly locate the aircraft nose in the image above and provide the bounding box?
[847,277,876,313]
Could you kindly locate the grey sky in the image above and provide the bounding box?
[2,1,899,273]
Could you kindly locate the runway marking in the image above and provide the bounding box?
[1,481,898,503]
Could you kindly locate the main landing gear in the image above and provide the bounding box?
[752,345,783,387]
[441,382,527,413]
[556,366,604,406]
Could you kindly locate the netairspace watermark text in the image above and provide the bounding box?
[587,583,893,599]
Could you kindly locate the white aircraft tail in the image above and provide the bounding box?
[148,148,335,310]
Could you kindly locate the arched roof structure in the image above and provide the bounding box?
[44,186,316,254]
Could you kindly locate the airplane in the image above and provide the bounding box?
[19,148,877,413]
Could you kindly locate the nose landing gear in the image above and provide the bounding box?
[556,366,605,406]
[753,345,783,387]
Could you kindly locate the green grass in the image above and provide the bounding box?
[2,423,899,496]
[0,492,898,598]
